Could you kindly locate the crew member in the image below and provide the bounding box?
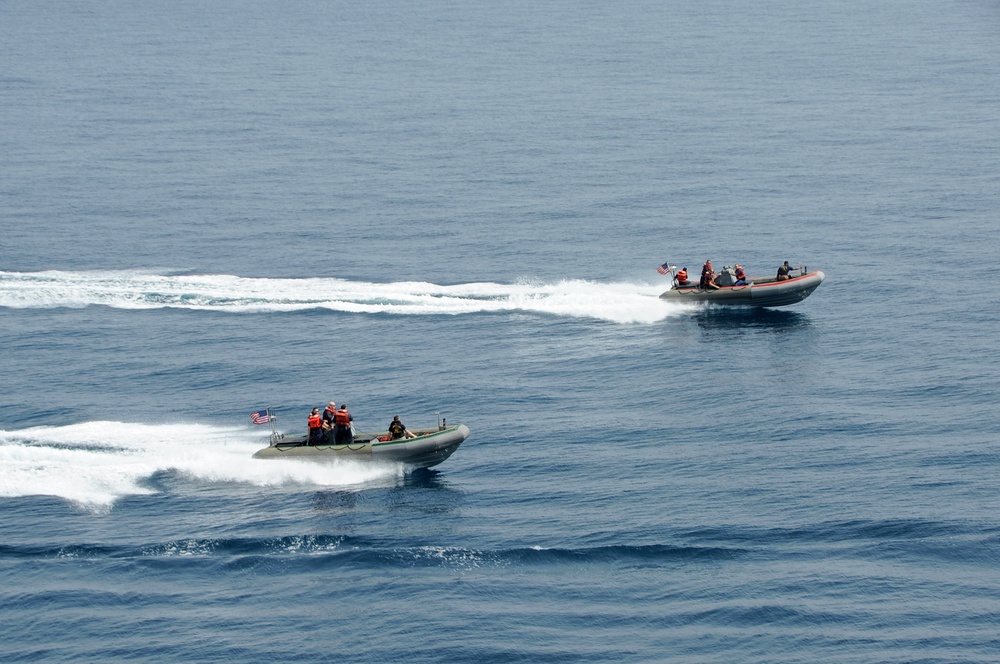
[321,401,337,444]
[334,403,354,445]
[700,260,719,289]
[734,264,747,286]
[307,408,324,445]
[776,261,793,281]
[675,267,689,286]
[388,415,417,440]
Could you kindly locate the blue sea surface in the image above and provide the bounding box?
[2,1,999,661]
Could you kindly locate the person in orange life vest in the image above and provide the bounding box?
[321,401,337,427]
[700,260,719,289]
[734,264,748,286]
[674,267,689,286]
[307,407,324,445]
[333,403,354,445]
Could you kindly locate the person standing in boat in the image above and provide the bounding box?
[388,415,417,440]
[321,401,337,444]
[307,407,324,445]
[734,264,748,286]
[334,403,354,445]
[700,260,719,289]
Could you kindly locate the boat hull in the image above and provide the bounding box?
[252,424,470,469]
[660,270,825,308]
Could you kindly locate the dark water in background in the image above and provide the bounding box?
[2,1,1000,661]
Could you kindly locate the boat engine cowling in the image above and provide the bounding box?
[716,266,737,287]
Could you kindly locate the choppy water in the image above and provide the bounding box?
[2,1,1000,661]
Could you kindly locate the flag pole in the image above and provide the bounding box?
[267,407,281,444]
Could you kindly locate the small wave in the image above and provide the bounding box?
[683,519,982,544]
[0,269,684,324]
[680,604,846,628]
[679,520,1000,567]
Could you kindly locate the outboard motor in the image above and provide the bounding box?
[716,266,737,287]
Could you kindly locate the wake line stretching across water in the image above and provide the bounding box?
[0,421,404,510]
[1,539,745,564]
[0,270,682,323]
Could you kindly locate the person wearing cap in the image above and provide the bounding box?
[388,415,417,440]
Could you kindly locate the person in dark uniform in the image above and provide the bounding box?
[320,401,337,444]
[388,415,417,440]
[776,261,793,280]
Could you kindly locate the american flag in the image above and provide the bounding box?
[250,409,272,425]
[656,262,672,275]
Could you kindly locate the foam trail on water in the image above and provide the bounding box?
[0,421,402,511]
[0,270,686,323]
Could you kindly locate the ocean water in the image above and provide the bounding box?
[2,1,999,661]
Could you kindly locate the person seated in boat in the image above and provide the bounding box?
[674,267,689,287]
[388,415,418,440]
[700,260,720,289]
[776,261,794,281]
[307,407,324,445]
[733,264,748,286]
[333,403,354,445]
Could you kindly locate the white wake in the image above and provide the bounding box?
[0,270,684,324]
[0,421,402,510]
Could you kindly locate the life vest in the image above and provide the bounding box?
[307,414,322,429]
[334,409,351,426]
[389,421,405,436]
[676,269,688,284]
[735,267,746,280]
